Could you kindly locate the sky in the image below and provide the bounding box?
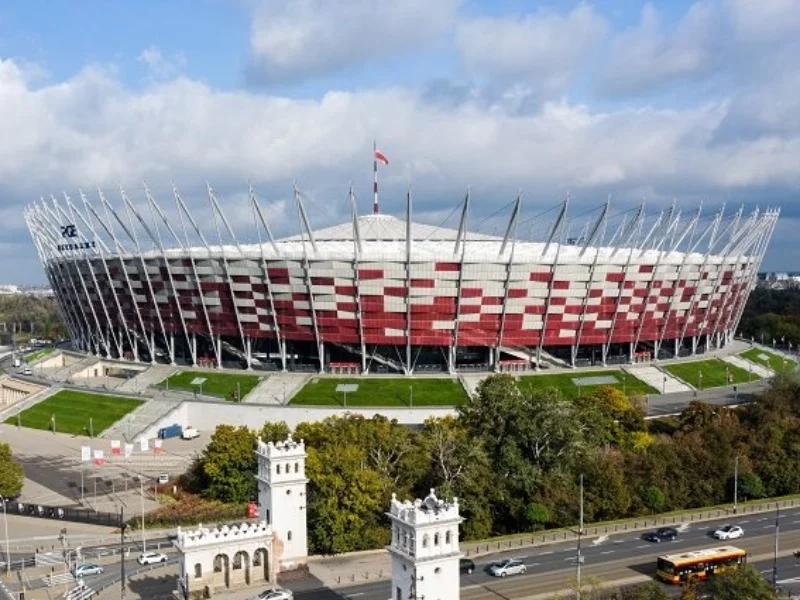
[2,0,800,283]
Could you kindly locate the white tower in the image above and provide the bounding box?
[388,488,463,600]
[255,435,308,570]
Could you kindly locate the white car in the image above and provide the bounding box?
[713,525,744,540]
[252,589,293,600]
[137,551,168,565]
[181,427,200,440]
[489,558,527,577]
[73,563,103,576]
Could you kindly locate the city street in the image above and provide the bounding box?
[293,507,800,600]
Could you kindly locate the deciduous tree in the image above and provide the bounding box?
[0,443,23,498]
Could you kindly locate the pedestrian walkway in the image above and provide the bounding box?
[100,396,183,441]
[245,372,310,405]
[623,365,692,394]
[116,365,177,394]
[722,354,773,378]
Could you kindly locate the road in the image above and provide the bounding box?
[294,507,800,600]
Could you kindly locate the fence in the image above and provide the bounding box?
[9,502,122,528]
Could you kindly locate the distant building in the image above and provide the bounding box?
[0,285,20,295]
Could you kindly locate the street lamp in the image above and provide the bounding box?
[662,375,666,394]
[698,370,703,391]
[0,496,9,576]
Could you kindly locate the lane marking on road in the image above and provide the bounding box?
[526,563,540,567]
[347,595,365,598]
[635,545,650,549]
[739,520,750,524]
[601,550,615,555]
[763,525,774,529]
[538,551,553,556]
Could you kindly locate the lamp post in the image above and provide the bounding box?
[733,455,739,514]
[0,496,9,576]
[576,474,584,600]
[698,370,703,391]
[662,375,666,394]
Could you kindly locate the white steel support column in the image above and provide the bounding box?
[250,186,286,372]
[573,201,610,367]
[207,185,249,368]
[142,186,195,366]
[652,206,704,359]
[97,190,157,363]
[349,185,368,374]
[729,211,779,338]
[603,204,650,365]
[496,196,521,367]
[295,187,325,373]
[631,207,681,358]
[677,207,742,354]
[537,198,569,370]
[25,210,84,347]
[41,200,109,356]
[61,196,124,359]
[76,192,137,360]
[405,188,413,376]
[172,186,221,368]
[715,211,776,344]
[118,188,171,363]
[697,209,761,351]
[451,191,470,374]
[27,208,88,348]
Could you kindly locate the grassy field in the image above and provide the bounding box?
[157,370,263,400]
[5,389,142,436]
[516,369,658,399]
[664,358,758,389]
[25,347,55,363]
[740,347,797,373]
[290,377,469,407]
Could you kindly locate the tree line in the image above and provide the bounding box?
[186,373,800,555]
[0,295,64,342]
[739,287,800,345]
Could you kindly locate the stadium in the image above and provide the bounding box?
[24,183,778,375]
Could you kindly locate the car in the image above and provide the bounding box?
[22,367,32,375]
[73,563,104,576]
[137,551,168,565]
[643,527,679,543]
[460,558,476,574]
[489,558,527,577]
[181,426,200,440]
[251,588,294,600]
[713,525,744,540]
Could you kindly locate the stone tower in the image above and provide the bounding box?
[255,435,308,570]
[387,488,463,600]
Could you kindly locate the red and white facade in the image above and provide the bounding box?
[24,187,778,374]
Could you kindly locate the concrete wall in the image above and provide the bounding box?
[140,401,457,439]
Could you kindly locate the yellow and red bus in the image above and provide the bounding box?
[656,546,747,584]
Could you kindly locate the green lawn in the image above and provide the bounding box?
[157,370,263,400]
[664,358,759,389]
[290,377,469,407]
[516,369,658,399]
[740,347,796,374]
[5,389,142,436]
[25,347,55,363]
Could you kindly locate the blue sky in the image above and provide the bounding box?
[2,0,800,283]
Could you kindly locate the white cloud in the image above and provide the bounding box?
[137,45,187,80]
[456,4,608,96]
[596,2,719,96]
[248,0,462,83]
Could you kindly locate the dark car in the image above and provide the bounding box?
[643,527,678,543]
[460,558,475,574]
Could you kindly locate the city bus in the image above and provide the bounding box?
[656,546,747,584]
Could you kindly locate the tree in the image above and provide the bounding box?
[258,421,291,444]
[523,502,549,531]
[0,443,23,498]
[197,425,257,503]
[737,472,765,500]
[619,582,671,599]
[641,486,666,514]
[705,564,778,600]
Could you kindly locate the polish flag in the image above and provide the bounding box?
[375,150,389,165]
